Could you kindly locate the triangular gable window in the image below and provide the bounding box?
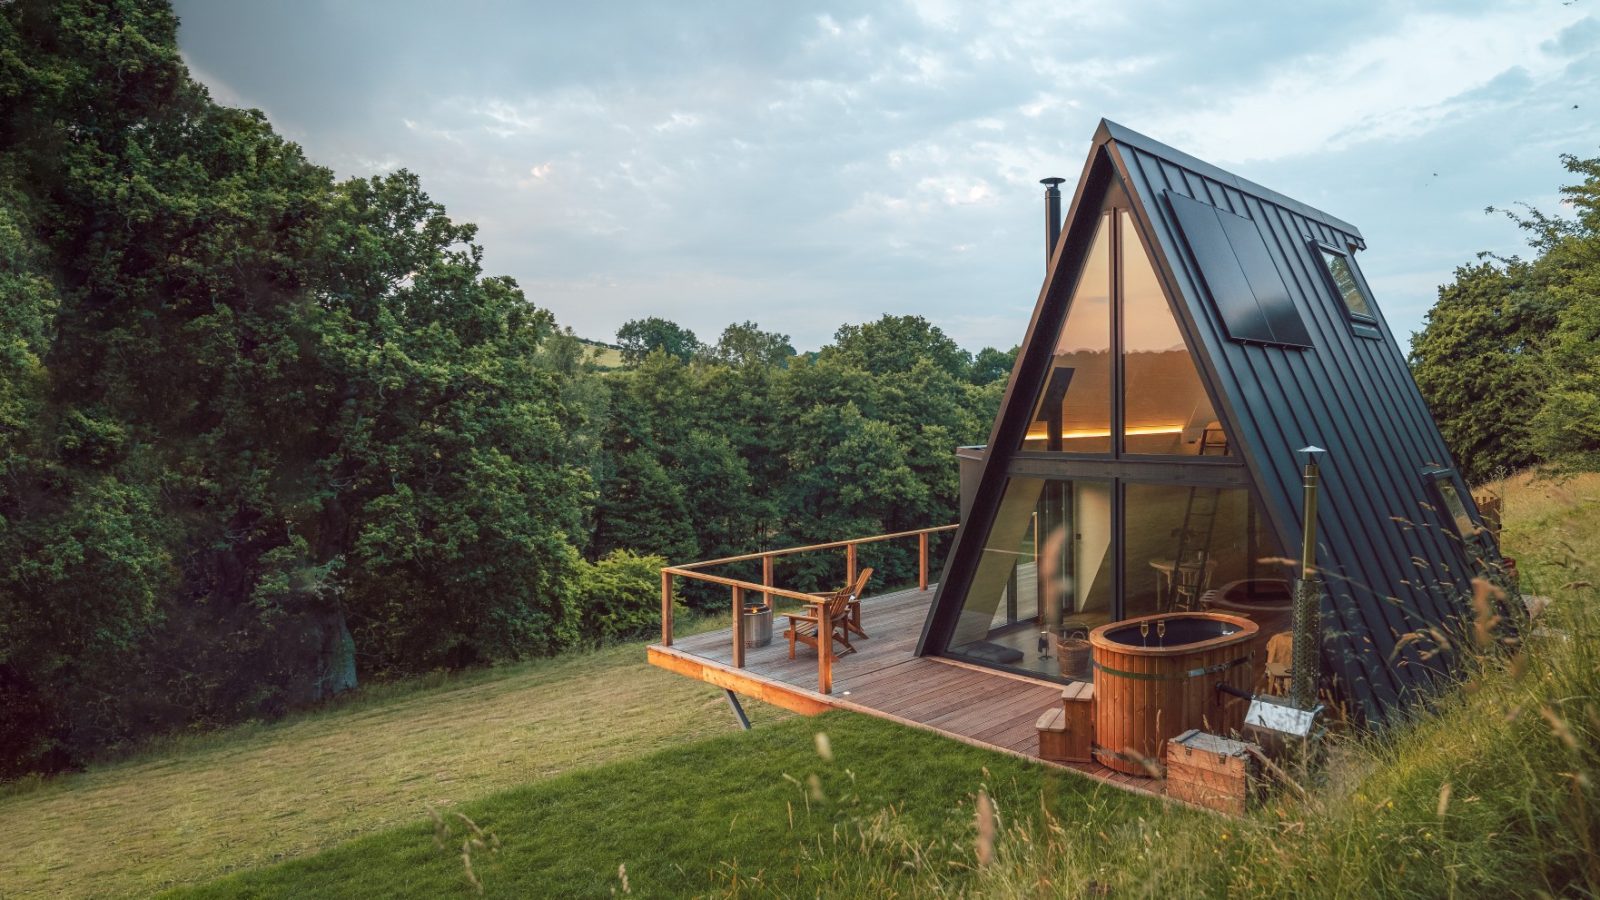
[1021,208,1229,458]
[1022,212,1111,453]
[1120,211,1229,457]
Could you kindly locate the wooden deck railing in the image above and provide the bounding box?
[658,524,957,694]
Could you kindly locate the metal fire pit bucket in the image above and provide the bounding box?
[744,604,773,648]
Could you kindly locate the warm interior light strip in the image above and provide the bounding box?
[1024,424,1187,441]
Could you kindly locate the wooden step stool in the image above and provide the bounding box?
[1165,729,1262,816]
[1037,681,1094,763]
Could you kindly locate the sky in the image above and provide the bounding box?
[172,1,1600,354]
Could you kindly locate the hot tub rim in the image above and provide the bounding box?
[1210,577,1294,611]
[1088,611,1258,657]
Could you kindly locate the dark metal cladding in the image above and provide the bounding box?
[917,119,1499,724]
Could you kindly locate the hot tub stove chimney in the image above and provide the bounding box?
[1291,445,1326,710]
[1240,447,1329,773]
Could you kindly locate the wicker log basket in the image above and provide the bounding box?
[1053,622,1093,681]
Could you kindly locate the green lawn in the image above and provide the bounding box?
[0,628,792,899]
[163,711,1181,899]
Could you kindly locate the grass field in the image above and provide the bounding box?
[0,628,791,898]
[579,339,625,368]
[165,712,1182,898]
[5,471,1597,897]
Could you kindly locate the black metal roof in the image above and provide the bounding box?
[918,119,1499,722]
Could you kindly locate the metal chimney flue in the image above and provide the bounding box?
[1292,446,1327,710]
[1040,177,1065,271]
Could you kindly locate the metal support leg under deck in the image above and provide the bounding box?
[723,689,751,730]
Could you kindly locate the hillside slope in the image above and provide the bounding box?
[0,639,790,898]
[4,471,1596,898]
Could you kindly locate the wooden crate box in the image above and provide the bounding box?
[1165,729,1261,815]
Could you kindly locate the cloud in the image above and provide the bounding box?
[1142,6,1588,163]
[173,0,1600,352]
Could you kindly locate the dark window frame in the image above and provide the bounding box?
[1311,239,1383,339]
[1422,467,1486,546]
[934,461,1286,679]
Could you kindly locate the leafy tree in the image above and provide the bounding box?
[0,0,593,771]
[711,321,795,368]
[1526,154,1600,470]
[572,550,669,644]
[1414,153,1600,481]
[969,346,1018,386]
[616,317,701,365]
[1410,260,1559,482]
[828,315,972,379]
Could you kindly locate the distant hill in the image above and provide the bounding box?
[575,336,625,369]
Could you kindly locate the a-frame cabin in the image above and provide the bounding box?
[915,120,1504,723]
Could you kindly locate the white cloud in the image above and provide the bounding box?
[1143,6,1588,163]
[176,0,1600,352]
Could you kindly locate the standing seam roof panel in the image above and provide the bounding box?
[1114,146,1403,712]
[1112,140,1454,715]
[1186,159,1438,698]
[1109,129,1487,716]
[1265,206,1465,638]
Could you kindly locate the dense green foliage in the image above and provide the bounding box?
[0,1,1005,776]
[1412,154,1600,483]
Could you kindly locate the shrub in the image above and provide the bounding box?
[572,550,667,644]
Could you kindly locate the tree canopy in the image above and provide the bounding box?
[1412,153,1600,482]
[0,0,1013,777]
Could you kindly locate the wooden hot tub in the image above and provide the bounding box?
[1089,612,1258,775]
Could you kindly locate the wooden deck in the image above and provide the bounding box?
[648,585,1166,796]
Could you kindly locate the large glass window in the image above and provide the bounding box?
[1123,483,1285,634]
[1121,211,1229,456]
[1022,212,1111,453]
[947,476,1112,680]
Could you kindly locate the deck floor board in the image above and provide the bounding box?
[651,585,1165,798]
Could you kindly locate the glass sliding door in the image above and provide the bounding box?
[936,202,1284,681]
[947,476,1111,679]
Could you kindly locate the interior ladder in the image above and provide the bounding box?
[1167,425,1229,611]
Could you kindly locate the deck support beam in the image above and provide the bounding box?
[723,689,752,730]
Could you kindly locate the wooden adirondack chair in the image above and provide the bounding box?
[785,567,873,660]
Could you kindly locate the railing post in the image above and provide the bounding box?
[818,601,832,694]
[846,542,857,589]
[731,585,745,669]
[919,531,929,591]
[661,570,674,646]
[762,554,773,608]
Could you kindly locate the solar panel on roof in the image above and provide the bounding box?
[1165,191,1312,349]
